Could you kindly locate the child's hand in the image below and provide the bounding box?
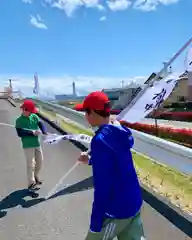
[33,130,41,136]
[78,152,90,164]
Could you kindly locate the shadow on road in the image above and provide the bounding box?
[0,188,44,218]
[48,176,93,200]
[0,177,93,218]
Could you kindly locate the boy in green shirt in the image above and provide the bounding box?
[15,100,47,189]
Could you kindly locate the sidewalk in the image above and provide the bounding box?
[140,118,192,129]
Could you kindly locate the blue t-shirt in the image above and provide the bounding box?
[89,124,142,232]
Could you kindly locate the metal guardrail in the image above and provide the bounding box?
[33,99,192,175]
[34,99,90,129]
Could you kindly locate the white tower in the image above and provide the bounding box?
[72,81,77,97]
[8,79,13,97]
[9,79,12,89]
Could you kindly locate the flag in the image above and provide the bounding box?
[44,133,92,145]
[44,121,120,146]
[116,72,182,123]
[33,72,39,94]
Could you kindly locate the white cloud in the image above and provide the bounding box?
[158,0,179,4]
[41,0,180,17]
[22,0,33,3]
[97,4,105,11]
[0,74,146,99]
[82,0,105,10]
[133,0,180,11]
[30,15,48,29]
[45,0,104,17]
[51,0,83,17]
[100,16,107,21]
[107,0,132,11]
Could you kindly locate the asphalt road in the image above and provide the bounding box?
[0,100,191,240]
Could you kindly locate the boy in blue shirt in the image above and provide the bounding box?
[77,91,145,240]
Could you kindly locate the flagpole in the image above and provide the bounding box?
[117,37,192,120]
[33,72,39,99]
[36,71,39,99]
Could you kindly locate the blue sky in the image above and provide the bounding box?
[0,0,191,97]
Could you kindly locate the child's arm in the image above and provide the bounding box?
[38,120,47,135]
[15,117,35,137]
[16,128,34,137]
[89,138,113,233]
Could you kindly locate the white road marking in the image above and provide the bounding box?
[0,123,14,127]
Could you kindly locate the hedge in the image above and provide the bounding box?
[120,121,192,147]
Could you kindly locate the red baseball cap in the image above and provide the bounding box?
[75,91,110,112]
[20,100,38,113]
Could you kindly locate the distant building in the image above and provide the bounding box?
[138,70,192,105]
[102,82,144,109]
[101,67,171,110]
[164,71,192,104]
[144,72,163,85]
[55,94,74,101]
[55,81,77,101]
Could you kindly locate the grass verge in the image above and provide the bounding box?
[40,109,192,215]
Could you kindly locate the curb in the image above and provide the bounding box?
[7,97,16,107]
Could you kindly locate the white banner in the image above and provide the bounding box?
[44,133,92,145]
[44,121,120,145]
[116,72,182,123]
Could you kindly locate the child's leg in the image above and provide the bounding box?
[84,231,102,240]
[24,148,36,187]
[117,212,146,240]
[85,212,145,240]
[85,218,130,240]
[34,147,43,182]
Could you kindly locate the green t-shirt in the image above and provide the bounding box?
[15,113,40,148]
